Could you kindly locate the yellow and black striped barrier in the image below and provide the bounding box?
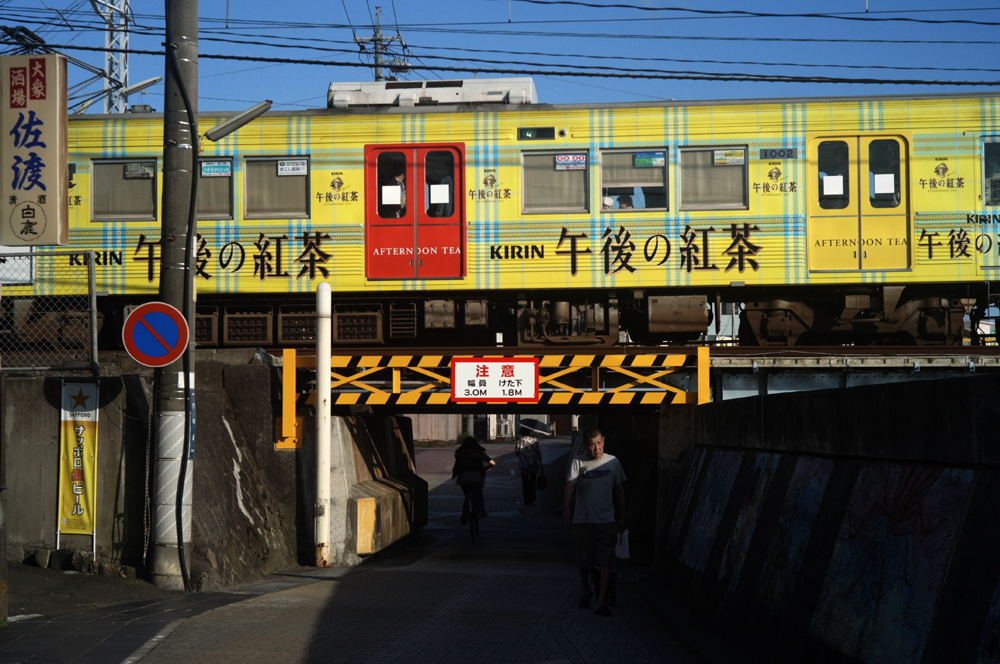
[276,348,709,447]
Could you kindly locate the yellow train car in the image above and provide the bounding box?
[6,78,1000,347]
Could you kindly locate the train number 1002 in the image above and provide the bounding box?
[759,149,798,159]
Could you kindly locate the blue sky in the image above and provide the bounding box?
[2,0,999,112]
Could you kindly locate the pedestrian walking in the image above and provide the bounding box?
[562,426,626,617]
[515,426,544,506]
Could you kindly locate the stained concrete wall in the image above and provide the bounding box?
[153,355,428,588]
[656,374,1000,664]
[0,355,296,590]
[1,350,428,594]
[335,415,427,563]
[3,375,146,567]
[188,357,301,590]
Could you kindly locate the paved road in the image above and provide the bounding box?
[128,440,702,664]
[2,439,728,663]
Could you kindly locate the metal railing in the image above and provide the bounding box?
[0,250,99,373]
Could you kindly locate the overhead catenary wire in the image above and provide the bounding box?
[5,3,1000,108]
[8,25,1000,79]
[510,0,1000,27]
[6,41,998,87]
[133,32,1000,78]
[7,8,1000,47]
[7,3,1000,32]
[340,0,357,39]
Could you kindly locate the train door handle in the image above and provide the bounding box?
[863,251,867,259]
[409,260,413,266]
[419,260,423,266]
[853,251,857,259]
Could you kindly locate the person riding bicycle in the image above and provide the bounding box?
[452,437,495,525]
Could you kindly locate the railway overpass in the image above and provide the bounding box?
[3,344,1000,661]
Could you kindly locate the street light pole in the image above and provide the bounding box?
[152,0,198,591]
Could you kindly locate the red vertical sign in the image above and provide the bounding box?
[9,66,26,108]
[28,57,46,100]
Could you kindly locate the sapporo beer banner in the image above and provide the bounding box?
[0,53,68,245]
[58,382,99,534]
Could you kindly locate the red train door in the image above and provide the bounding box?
[365,144,465,280]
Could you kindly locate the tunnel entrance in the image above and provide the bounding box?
[276,348,707,562]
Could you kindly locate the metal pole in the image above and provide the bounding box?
[87,250,98,376]
[316,282,331,566]
[152,0,197,591]
[373,7,383,82]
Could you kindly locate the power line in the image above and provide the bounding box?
[155,32,1000,78]
[538,74,671,101]
[394,25,1000,46]
[8,6,1000,48]
[8,4,1000,31]
[179,34,1000,78]
[511,0,1000,27]
[6,9,1000,88]
[6,41,999,87]
[8,16,999,54]
[391,43,1000,76]
[340,0,357,39]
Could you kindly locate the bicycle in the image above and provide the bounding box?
[461,483,485,541]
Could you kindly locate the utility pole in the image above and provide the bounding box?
[353,7,409,82]
[152,0,197,591]
[89,0,130,113]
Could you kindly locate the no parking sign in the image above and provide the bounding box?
[122,302,190,368]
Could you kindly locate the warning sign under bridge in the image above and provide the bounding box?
[451,358,539,403]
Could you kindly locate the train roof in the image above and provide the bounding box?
[83,78,1000,120]
[327,77,537,108]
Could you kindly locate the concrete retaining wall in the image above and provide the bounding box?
[1,350,429,596]
[189,360,427,585]
[656,375,1000,664]
[189,358,300,590]
[340,416,427,560]
[2,375,147,567]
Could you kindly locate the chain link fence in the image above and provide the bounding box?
[0,249,99,372]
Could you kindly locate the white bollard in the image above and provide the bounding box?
[316,282,332,566]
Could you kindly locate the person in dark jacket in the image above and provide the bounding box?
[515,426,543,506]
[452,437,495,524]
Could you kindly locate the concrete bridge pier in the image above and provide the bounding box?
[317,414,428,565]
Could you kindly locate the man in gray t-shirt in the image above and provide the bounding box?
[563,427,626,617]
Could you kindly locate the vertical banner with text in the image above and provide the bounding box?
[0,54,68,246]
[58,382,99,535]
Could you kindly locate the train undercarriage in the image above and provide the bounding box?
[0,283,990,354]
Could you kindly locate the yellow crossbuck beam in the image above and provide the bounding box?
[277,349,708,446]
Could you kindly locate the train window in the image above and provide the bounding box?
[600,149,668,211]
[985,142,1000,206]
[868,139,900,209]
[91,159,157,222]
[244,157,310,219]
[522,151,589,214]
[377,152,407,219]
[817,141,850,210]
[425,151,455,218]
[197,159,233,220]
[678,147,747,210]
